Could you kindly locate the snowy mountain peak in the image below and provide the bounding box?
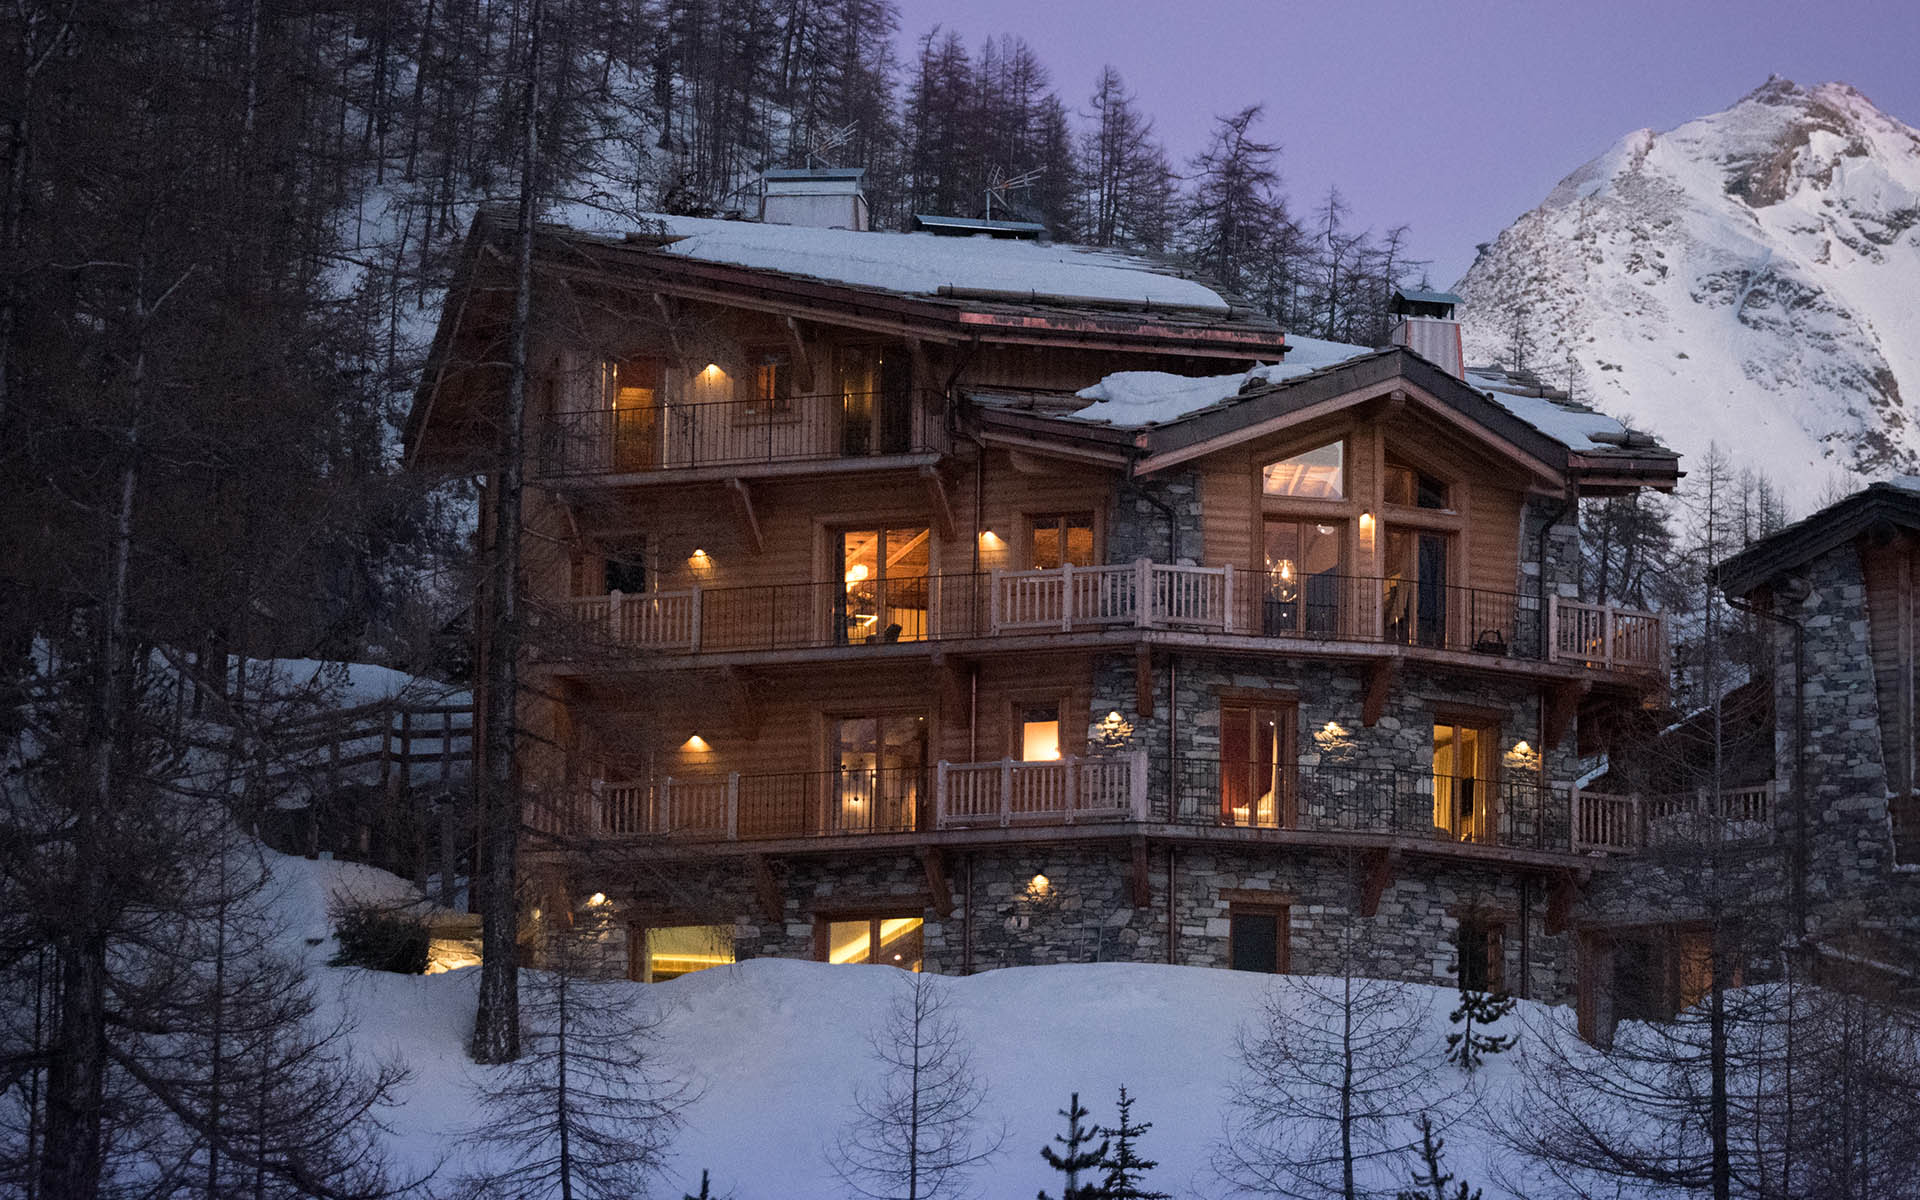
[1458,80,1920,507]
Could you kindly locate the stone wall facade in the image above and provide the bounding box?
[1768,544,1920,960]
[595,840,1576,1000]
[1106,471,1205,566]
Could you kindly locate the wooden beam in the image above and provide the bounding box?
[1545,679,1590,750]
[1547,870,1580,936]
[920,848,954,918]
[782,316,816,391]
[748,855,782,923]
[726,477,764,554]
[1361,847,1399,917]
[723,667,764,740]
[1135,648,1155,719]
[1130,836,1153,908]
[921,466,957,541]
[1363,659,1396,727]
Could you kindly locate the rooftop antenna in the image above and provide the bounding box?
[804,122,855,169]
[985,167,1042,221]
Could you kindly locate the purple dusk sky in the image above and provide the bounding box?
[890,0,1920,285]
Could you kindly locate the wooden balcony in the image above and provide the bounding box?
[549,561,1667,677]
[1571,782,1777,853]
[534,390,945,481]
[531,755,1580,869]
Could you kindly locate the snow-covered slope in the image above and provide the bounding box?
[272,853,1567,1199]
[1457,78,1920,507]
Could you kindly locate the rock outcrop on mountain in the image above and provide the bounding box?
[1457,78,1920,507]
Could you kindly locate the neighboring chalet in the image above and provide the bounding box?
[406,182,1680,1006]
[1713,482,1920,992]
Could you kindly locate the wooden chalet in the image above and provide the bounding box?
[408,197,1681,999]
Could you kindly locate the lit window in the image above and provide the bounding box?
[1385,460,1449,509]
[1029,513,1096,568]
[824,916,924,970]
[1261,440,1344,499]
[638,924,734,983]
[1020,703,1062,761]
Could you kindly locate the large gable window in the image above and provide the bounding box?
[1261,440,1344,499]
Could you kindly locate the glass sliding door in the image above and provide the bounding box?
[1432,722,1492,842]
[837,526,931,644]
[1264,519,1343,636]
[605,358,661,472]
[829,714,927,834]
[1219,702,1296,827]
[838,345,912,456]
[1383,528,1451,648]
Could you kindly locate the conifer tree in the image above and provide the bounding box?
[1097,1086,1170,1200]
[1038,1091,1108,1200]
[1445,986,1516,1074]
[1396,1115,1480,1200]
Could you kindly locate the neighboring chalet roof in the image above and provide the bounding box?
[763,166,866,182]
[910,214,1048,239]
[1395,288,1463,307]
[404,208,1286,465]
[1714,480,1920,597]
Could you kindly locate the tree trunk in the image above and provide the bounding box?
[471,0,542,1066]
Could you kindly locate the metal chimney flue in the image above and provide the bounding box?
[1387,288,1466,378]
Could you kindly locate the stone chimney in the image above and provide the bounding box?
[759,167,869,231]
[1387,288,1465,378]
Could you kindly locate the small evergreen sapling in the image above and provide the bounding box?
[1396,1114,1481,1200]
[1038,1091,1108,1200]
[1445,986,1516,1073]
[1097,1086,1170,1200]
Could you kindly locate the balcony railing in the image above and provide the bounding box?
[1166,759,1559,849]
[535,390,944,478]
[1571,783,1776,853]
[560,754,1571,853]
[551,560,1666,675]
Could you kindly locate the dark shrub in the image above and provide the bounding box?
[329,901,429,974]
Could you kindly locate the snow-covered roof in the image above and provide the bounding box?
[1063,338,1379,427]
[1466,368,1668,457]
[640,214,1235,314]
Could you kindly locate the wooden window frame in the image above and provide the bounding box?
[1455,913,1507,993]
[1005,691,1075,762]
[1227,901,1292,974]
[811,907,929,968]
[627,917,736,983]
[1024,511,1100,570]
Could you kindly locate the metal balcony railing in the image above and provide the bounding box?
[535,390,944,477]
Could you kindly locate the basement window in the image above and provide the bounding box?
[1229,903,1290,973]
[1456,916,1505,993]
[821,916,924,971]
[634,924,734,983]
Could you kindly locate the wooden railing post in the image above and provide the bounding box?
[1000,758,1014,827]
[935,761,950,829]
[1222,563,1236,633]
[660,777,675,835]
[988,568,1003,633]
[689,587,703,652]
[1062,756,1078,823]
[1135,558,1152,628]
[1603,605,1618,669]
[1546,594,1561,663]
[726,773,740,840]
[1130,749,1149,821]
[1060,562,1076,631]
[608,588,624,644]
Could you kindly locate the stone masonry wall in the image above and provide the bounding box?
[1107,471,1205,566]
[596,841,1574,1000]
